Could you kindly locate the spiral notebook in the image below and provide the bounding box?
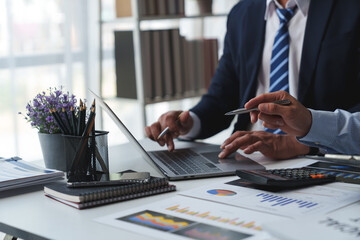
[44,176,175,209]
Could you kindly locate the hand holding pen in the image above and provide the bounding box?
[145,110,193,151]
[245,91,312,137]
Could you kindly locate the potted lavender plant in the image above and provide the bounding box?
[19,87,78,171]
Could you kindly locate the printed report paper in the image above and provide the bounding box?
[263,201,360,240]
[0,157,64,191]
[94,195,286,240]
[178,181,360,218]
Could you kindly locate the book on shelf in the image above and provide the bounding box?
[139,0,184,17]
[115,0,132,18]
[44,176,176,209]
[114,31,137,99]
[141,30,154,102]
[185,39,197,96]
[161,30,174,98]
[204,38,219,90]
[171,29,185,97]
[0,157,64,191]
[210,38,219,81]
[114,28,219,101]
[152,30,164,100]
[167,0,177,16]
[157,0,168,16]
[147,0,158,16]
[195,39,206,94]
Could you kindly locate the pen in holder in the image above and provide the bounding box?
[63,130,109,179]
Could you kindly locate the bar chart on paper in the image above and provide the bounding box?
[179,182,360,218]
[165,203,263,231]
[256,193,319,208]
[95,196,285,240]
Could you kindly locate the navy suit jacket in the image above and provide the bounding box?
[191,0,360,139]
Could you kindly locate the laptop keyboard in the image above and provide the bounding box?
[152,149,222,175]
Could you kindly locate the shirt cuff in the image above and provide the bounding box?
[178,111,201,140]
[297,109,337,153]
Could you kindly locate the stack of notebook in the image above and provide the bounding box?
[44,177,176,209]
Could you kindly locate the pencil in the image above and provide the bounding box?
[90,99,96,174]
[70,106,77,136]
[70,107,95,174]
[53,108,70,135]
[77,99,83,136]
[62,107,73,135]
[157,112,183,140]
[50,109,65,134]
[81,103,87,135]
[82,106,95,137]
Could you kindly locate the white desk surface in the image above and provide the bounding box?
[0,139,330,240]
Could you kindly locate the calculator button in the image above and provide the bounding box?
[310,174,326,179]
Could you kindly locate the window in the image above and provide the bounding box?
[0,0,98,161]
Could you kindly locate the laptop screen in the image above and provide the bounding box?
[89,90,164,176]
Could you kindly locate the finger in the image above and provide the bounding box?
[150,123,165,146]
[220,131,247,149]
[258,113,285,127]
[243,141,264,154]
[164,134,175,152]
[258,102,288,116]
[145,126,155,141]
[220,133,259,158]
[164,111,183,135]
[178,110,189,124]
[178,111,193,134]
[249,111,259,124]
[218,147,236,158]
[245,91,288,109]
[223,133,256,152]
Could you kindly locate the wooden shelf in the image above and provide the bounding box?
[101,13,228,24]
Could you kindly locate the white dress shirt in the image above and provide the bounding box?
[183,0,309,139]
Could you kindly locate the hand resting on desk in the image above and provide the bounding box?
[219,131,310,160]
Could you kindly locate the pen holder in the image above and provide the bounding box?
[63,130,109,179]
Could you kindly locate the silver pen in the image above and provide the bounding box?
[157,112,183,140]
[225,99,291,116]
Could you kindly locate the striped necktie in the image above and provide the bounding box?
[266,6,296,134]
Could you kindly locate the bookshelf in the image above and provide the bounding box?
[99,0,238,128]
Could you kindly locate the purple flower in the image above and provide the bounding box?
[33,100,40,107]
[21,86,81,134]
[55,90,62,97]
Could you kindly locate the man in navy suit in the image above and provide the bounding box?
[145,0,360,159]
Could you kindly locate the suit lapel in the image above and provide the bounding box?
[243,0,266,103]
[298,0,335,102]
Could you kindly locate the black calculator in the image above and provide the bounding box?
[235,168,336,188]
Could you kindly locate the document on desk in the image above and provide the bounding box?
[263,201,360,240]
[94,195,285,240]
[0,157,64,191]
[178,180,360,218]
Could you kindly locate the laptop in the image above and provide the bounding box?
[90,91,265,180]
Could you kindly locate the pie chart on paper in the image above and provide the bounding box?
[207,189,237,196]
